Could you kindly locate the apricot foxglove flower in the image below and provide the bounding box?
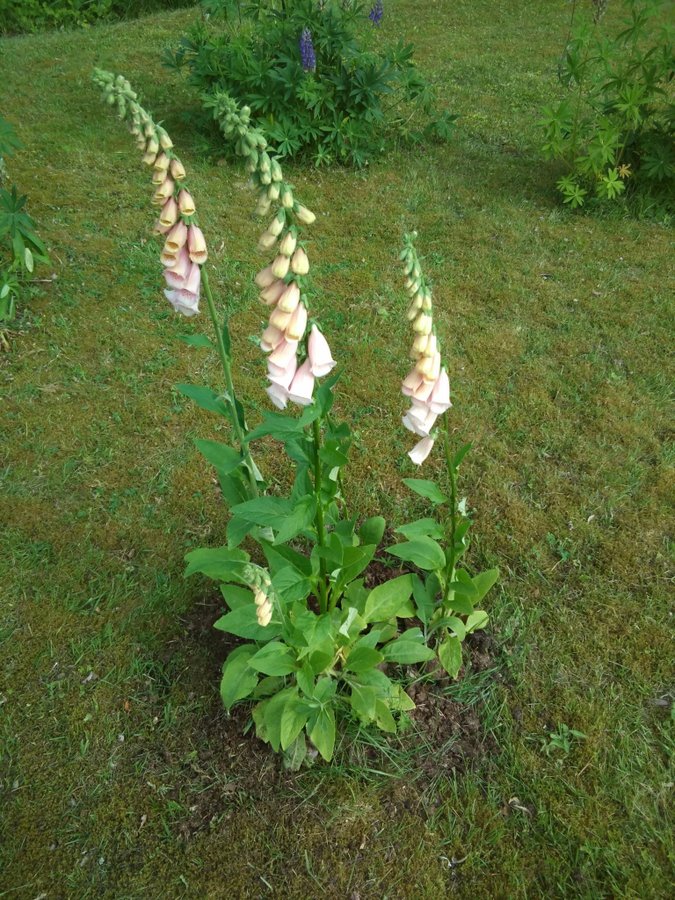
[307,325,336,377]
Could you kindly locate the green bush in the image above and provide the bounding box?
[166,0,455,166]
[0,0,192,35]
[540,0,674,215]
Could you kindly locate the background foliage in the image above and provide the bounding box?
[0,0,192,34]
[166,0,455,165]
[541,0,674,214]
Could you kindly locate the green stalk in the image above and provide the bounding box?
[443,425,458,606]
[201,265,258,498]
[312,416,329,614]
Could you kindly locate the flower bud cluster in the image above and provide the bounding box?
[242,565,276,627]
[204,90,335,410]
[399,233,452,465]
[93,68,208,318]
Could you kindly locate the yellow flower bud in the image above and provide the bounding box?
[153,152,170,172]
[290,247,309,275]
[279,231,297,257]
[294,205,316,225]
[277,282,300,314]
[281,188,294,209]
[271,254,290,279]
[413,312,433,335]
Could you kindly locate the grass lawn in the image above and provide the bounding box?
[1,1,673,896]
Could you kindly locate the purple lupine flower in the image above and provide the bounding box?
[369,1,383,26]
[299,28,316,73]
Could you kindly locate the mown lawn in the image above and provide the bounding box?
[1,1,673,896]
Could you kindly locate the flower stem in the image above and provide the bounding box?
[312,416,329,614]
[443,425,458,605]
[201,265,258,498]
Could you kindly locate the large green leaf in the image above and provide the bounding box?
[175,384,229,416]
[345,645,383,673]
[194,439,242,475]
[280,693,310,750]
[381,628,435,664]
[402,478,448,504]
[350,683,377,723]
[309,706,336,761]
[219,583,252,610]
[465,610,489,633]
[471,568,499,602]
[395,518,444,540]
[357,515,386,547]
[184,546,249,581]
[248,642,297,676]
[363,574,414,623]
[230,496,291,530]
[275,494,316,544]
[387,538,445,572]
[220,646,258,709]
[438,634,463,679]
[214,604,280,640]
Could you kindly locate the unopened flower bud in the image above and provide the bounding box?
[157,129,173,150]
[290,247,309,275]
[271,254,290,279]
[279,231,297,257]
[258,230,278,252]
[260,279,286,306]
[267,183,281,202]
[142,151,157,166]
[255,265,276,289]
[269,306,293,332]
[268,213,285,238]
[281,188,294,209]
[294,205,316,225]
[277,282,300,314]
[413,312,433,335]
[261,324,284,352]
[285,301,308,342]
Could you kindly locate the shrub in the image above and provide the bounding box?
[0,0,192,35]
[165,0,456,166]
[540,0,674,214]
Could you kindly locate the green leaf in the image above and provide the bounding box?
[246,411,305,443]
[350,683,377,722]
[387,537,445,571]
[430,615,467,640]
[309,706,336,761]
[381,629,435,664]
[280,693,310,750]
[194,439,242,475]
[374,699,397,734]
[452,443,472,470]
[363,574,414,623]
[438,635,463,679]
[275,494,316,544]
[248,642,297,676]
[175,384,229,416]
[412,574,435,625]
[219,583,252,610]
[345,645,383,673]
[219,645,258,709]
[395,518,444,540]
[214,605,280,641]
[184,546,249,581]
[226,515,253,549]
[296,662,315,697]
[257,688,295,751]
[402,478,448,504]
[230,496,291,530]
[283,734,307,771]
[178,334,214,349]
[357,515,386,546]
[271,567,312,605]
[471,568,499,602]
[465,610,489,633]
[332,544,376,597]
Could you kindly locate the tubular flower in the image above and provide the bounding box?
[399,232,452,465]
[200,88,327,408]
[93,68,209,317]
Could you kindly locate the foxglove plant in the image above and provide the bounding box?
[93,69,261,503]
[387,233,499,678]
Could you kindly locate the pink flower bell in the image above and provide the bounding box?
[287,358,315,406]
[408,436,435,466]
[307,325,336,377]
[187,225,208,264]
[164,288,199,318]
[428,368,452,415]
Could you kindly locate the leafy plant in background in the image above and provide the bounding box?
[165,0,456,166]
[95,72,495,765]
[540,0,674,213]
[387,233,499,678]
[0,116,49,341]
[0,0,190,35]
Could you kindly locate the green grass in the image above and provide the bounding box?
[1,1,673,896]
